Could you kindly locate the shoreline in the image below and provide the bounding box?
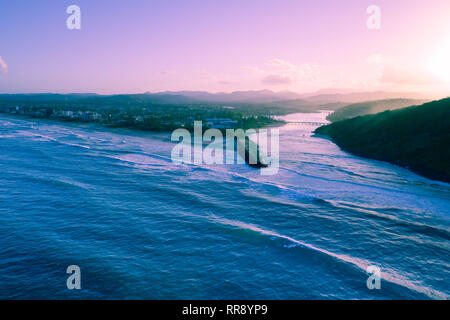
[314,99,450,184]
[314,130,450,184]
[0,111,285,134]
[0,112,275,169]
[315,131,449,184]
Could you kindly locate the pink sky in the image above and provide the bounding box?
[1,0,450,96]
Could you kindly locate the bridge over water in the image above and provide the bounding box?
[284,121,329,126]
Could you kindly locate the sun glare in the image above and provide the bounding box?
[428,40,450,83]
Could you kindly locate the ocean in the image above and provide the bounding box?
[0,112,448,299]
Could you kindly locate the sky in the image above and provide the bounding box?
[1,0,450,95]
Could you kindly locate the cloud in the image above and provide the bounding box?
[242,66,263,74]
[265,58,298,72]
[366,53,386,65]
[0,56,7,74]
[217,80,234,85]
[161,70,176,76]
[365,54,442,86]
[261,74,293,85]
[381,65,442,85]
[245,58,320,87]
[265,59,319,81]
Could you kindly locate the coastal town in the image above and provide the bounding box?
[0,95,282,132]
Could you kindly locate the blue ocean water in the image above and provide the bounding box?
[0,112,449,299]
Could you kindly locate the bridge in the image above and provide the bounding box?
[285,121,329,126]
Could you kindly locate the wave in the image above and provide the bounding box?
[326,200,450,243]
[11,171,94,192]
[206,215,449,300]
[2,113,449,299]
[277,165,442,198]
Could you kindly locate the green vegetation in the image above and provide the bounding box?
[0,92,350,132]
[0,93,291,132]
[315,98,450,182]
[327,99,427,122]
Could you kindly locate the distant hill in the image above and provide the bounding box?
[0,93,324,118]
[0,91,305,106]
[299,90,428,104]
[0,92,344,114]
[266,99,347,112]
[0,93,200,105]
[150,90,304,103]
[0,90,431,115]
[327,99,427,122]
[149,89,429,105]
[315,98,450,182]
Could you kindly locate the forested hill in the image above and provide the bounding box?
[315,98,450,182]
[327,99,427,122]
